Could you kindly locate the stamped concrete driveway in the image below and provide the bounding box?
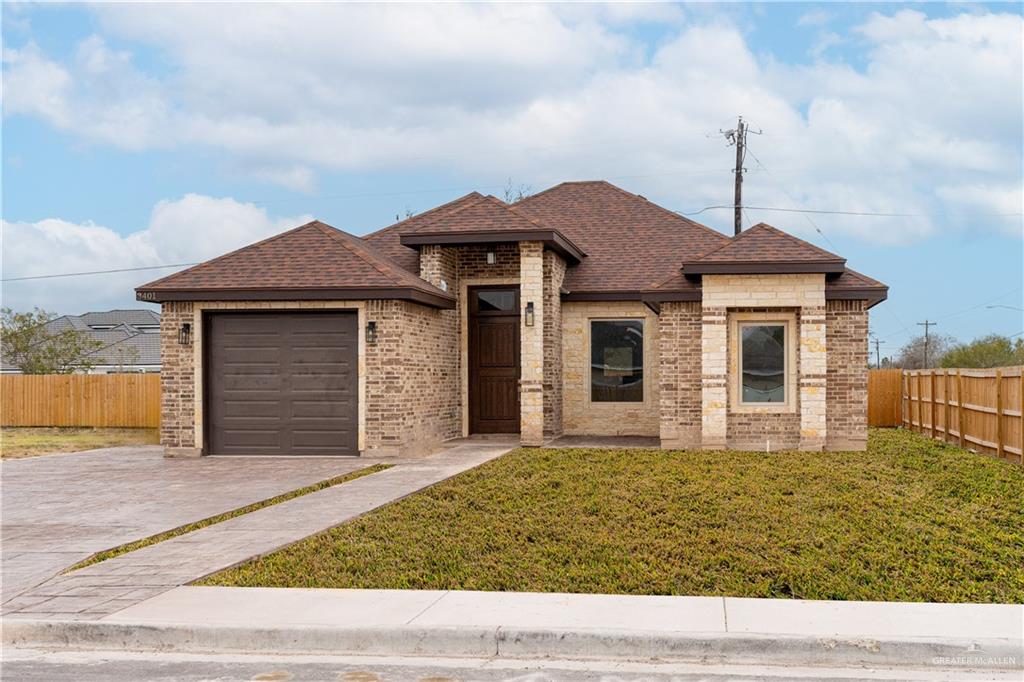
[1,447,373,602]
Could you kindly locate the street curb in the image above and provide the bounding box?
[4,619,1021,670]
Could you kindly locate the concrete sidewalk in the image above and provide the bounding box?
[6,587,1022,672]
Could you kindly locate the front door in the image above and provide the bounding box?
[469,286,521,434]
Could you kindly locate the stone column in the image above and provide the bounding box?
[799,305,827,451]
[700,305,728,449]
[519,241,545,446]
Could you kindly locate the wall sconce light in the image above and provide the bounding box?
[365,321,378,344]
[177,322,192,346]
[524,301,535,327]
[486,250,496,265]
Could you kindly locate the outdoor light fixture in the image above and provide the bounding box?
[525,301,535,327]
[177,322,192,346]
[365,321,378,344]
[486,250,496,265]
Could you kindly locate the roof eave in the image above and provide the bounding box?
[681,261,847,275]
[826,285,889,309]
[400,229,586,264]
[135,286,456,309]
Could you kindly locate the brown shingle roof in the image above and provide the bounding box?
[682,222,846,274]
[136,220,455,308]
[513,181,730,293]
[362,192,484,273]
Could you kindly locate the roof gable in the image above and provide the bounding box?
[682,222,846,275]
[137,221,454,308]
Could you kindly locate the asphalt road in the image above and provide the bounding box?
[2,649,1012,682]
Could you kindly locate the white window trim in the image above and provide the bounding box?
[730,312,797,414]
[587,318,646,404]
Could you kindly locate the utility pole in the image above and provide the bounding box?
[722,116,761,236]
[872,337,885,369]
[917,320,937,368]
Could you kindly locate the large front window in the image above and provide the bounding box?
[740,323,787,403]
[590,320,643,402]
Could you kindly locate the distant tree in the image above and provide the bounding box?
[503,177,533,203]
[0,308,103,374]
[940,334,1024,369]
[111,344,142,373]
[893,333,957,369]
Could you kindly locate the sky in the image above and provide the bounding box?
[2,2,1022,360]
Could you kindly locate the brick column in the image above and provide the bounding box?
[519,241,545,446]
[700,305,728,449]
[799,305,827,451]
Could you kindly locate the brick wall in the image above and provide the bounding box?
[657,301,701,449]
[355,298,461,457]
[561,301,661,437]
[826,299,868,450]
[159,301,197,455]
[543,251,566,438]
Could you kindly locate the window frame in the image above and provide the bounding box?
[730,312,797,413]
[588,318,645,404]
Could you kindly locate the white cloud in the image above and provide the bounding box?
[2,5,1021,242]
[1,195,310,314]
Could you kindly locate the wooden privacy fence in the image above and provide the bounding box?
[1,374,160,428]
[868,369,903,427]
[902,366,1023,464]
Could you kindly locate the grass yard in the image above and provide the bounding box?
[203,429,1024,603]
[0,427,159,459]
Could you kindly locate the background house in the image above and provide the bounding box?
[1,310,161,374]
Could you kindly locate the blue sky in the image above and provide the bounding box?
[3,2,1022,360]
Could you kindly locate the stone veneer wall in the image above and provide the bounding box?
[159,301,196,455]
[542,251,567,438]
[561,301,661,437]
[701,274,827,451]
[657,301,701,449]
[825,299,869,450]
[519,242,545,445]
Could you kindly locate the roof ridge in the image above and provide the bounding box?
[749,222,844,261]
[599,181,731,244]
[138,220,321,290]
[310,222,411,288]
[363,191,485,239]
[311,221,449,296]
[406,193,492,232]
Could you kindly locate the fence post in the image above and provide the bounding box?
[916,372,923,433]
[956,369,965,448]
[930,371,937,440]
[944,370,951,443]
[995,370,1004,459]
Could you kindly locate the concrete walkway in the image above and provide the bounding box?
[1,446,374,601]
[2,441,512,622]
[7,588,1021,672]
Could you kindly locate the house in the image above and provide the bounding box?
[136,181,886,457]
[2,310,162,374]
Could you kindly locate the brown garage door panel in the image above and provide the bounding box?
[207,312,359,456]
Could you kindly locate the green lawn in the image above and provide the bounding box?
[0,427,159,459]
[203,429,1024,603]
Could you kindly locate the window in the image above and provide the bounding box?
[590,320,643,402]
[476,289,516,313]
[739,323,786,403]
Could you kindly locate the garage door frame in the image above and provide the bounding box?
[200,307,362,457]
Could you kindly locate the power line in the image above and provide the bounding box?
[679,205,1023,218]
[1,263,199,283]
[745,148,838,251]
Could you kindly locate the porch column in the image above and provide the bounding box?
[700,305,728,449]
[519,241,545,446]
[799,305,827,451]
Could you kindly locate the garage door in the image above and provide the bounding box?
[206,312,358,456]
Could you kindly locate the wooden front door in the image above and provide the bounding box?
[469,286,521,434]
